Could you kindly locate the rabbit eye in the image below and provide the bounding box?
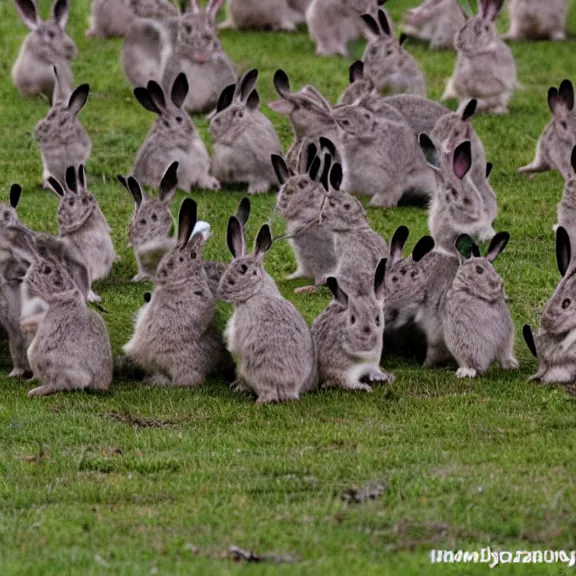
[68,198,74,206]
[369,47,377,56]
[385,49,393,56]
[252,270,257,276]
[343,203,351,210]
[342,119,350,126]
[463,198,471,205]
[410,270,417,278]
[166,260,174,269]
[190,251,197,259]
[562,298,571,309]
[350,315,356,325]
[239,264,248,275]
[4,213,10,220]
[82,198,88,205]
[392,276,397,283]
[476,266,484,274]
[151,214,157,222]
[450,188,458,198]
[179,256,184,263]
[47,31,55,40]
[176,117,183,123]
[561,121,568,130]
[43,265,52,275]
[139,219,146,225]
[298,181,306,190]
[329,200,335,207]
[185,25,192,33]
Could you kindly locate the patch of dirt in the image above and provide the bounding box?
[341,481,387,504]
[100,411,179,428]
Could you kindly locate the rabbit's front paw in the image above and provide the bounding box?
[456,367,477,379]
[367,368,396,384]
[28,385,57,397]
[199,176,221,191]
[248,180,271,195]
[87,290,102,303]
[230,379,251,394]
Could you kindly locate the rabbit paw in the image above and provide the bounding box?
[456,367,477,379]
[500,356,519,370]
[230,379,251,394]
[365,368,396,385]
[9,367,28,379]
[87,290,102,303]
[199,176,221,191]
[247,180,271,195]
[144,373,172,386]
[28,385,57,397]
[131,273,153,283]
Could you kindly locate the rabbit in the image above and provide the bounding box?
[268,69,340,172]
[20,254,112,397]
[161,0,237,114]
[117,162,179,282]
[306,0,388,58]
[87,0,179,38]
[442,232,518,378]
[220,0,303,30]
[503,0,567,41]
[11,0,77,101]
[523,227,576,384]
[361,10,426,96]
[123,198,232,387]
[556,147,576,244]
[34,69,92,189]
[210,70,283,194]
[332,102,437,207]
[288,0,312,14]
[519,80,576,182]
[420,136,494,252]
[47,166,116,302]
[402,0,465,50]
[441,0,518,114]
[219,218,317,404]
[132,74,220,192]
[273,143,337,289]
[312,259,395,392]
[319,164,388,295]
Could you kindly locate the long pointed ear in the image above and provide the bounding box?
[548,86,560,113]
[65,166,78,193]
[227,216,245,258]
[330,163,343,191]
[178,198,197,245]
[455,234,479,261]
[235,197,251,227]
[268,99,295,115]
[349,61,364,84]
[418,133,440,169]
[319,154,332,191]
[389,226,409,265]
[273,69,291,98]
[159,162,179,203]
[68,84,90,116]
[453,141,472,180]
[15,0,40,30]
[361,14,380,36]
[246,90,260,110]
[134,87,162,115]
[47,177,66,198]
[319,137,337,158]
[374,258,387,301]
[119,176,142,207]
[216,84,235,113]
[412,236,435,262]
[486,162,493,178]
[326,277,348,308]
[9,184,22,209]
[171,73,189,108]
[52,66,67,104]
[147,81,167,112]
[52,0,69,29]
[378,9,391,35]
[482,0,503,21]
[522,325,538,358]
[556,226,571,277]
[78,165,87,191]
[238,69,258,101]
[486,231,509,262]
[271,155,291,185]
[206,0,225,18]
[399,33,408,46]
[254,224,272,259]
[461,99,477,121]
[559,79,574,111]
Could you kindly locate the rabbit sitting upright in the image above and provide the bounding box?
[118,162,179,282]
[219,217,317,404]
[519,80,576,182]
[47,166,116,302]
[312,259,395,392]
[556,147,576,246]
[123,198,232,387]
[442,0,517,114]
[34,68,92,189]
[503,0,567,41]
[210,70,283,194]
[361,10,426,96]
[443,232,518,378]
[132,73,220,192]
[11,0,77,100]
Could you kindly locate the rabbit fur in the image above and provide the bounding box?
[132,73,220,192]
[503,0,567,41]
[210,70,283,194]
[12,0,77,101]
[219,218,317,404]
[220,0,303,31]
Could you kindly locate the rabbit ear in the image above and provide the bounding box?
[178,198,197,245]
[268,99,295,114]
[246,90,260,110]
[319,154,332,191]
[159,162,179,203]
[47,177,66,198]
[349,61,364,84]
[147,81,167,111]
[227,216,245,258]
[305,143,318,173]
[65,166,78,193]
[216,84,235,113]
[486,162,493,178]
[235,197,251,227]
[453,141,472,180]
[330,163,343,191]
[52,0,69,29]
[238,69,259,101]
[399,33,408,46]
[68,84,90,116]
[134,87,163,115]
[374,258,387,301]
[378,9,391,35]
[51,66,68,105]
[486,232,509,262]
[15,0,40,30]
[271,155,291,185]
[9,184,22,209]
[418,133,440,169]
[327,277,348,307]
[273,69,291,98]
[254,225,272,258]
[78,165,87,191]
[547,86,560,113]
[480,0,503,20]
[119,176,143,207]
[556,226,571,277]
[207,0,225,18]
[455,234,479,260]
[319,137,337,157]
[309,156,322,181]
[389,226,409,265]
[412,236,435,262]
[559,79,574,111]
[361,14,380,36]
[461,99,477,121]
[171,73,189,108]
[522,325,537,358]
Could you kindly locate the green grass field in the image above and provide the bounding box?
[2,0,576,574]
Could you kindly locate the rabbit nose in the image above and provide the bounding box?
[362,326,371,335]
[228,278,235,286]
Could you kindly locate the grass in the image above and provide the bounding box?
[1,0,576,574]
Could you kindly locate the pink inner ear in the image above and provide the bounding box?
[453,151,471,180]
[268,100,295,115]
[483,0,501,21]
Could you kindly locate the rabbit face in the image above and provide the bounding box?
[155,235,205,286]
[25,258,76,302]
[179,13,220,62]
[129,200,174,249]
[339,80,374,107]
[320,192,366,231]
[332,104,376,138]
[218,256,264,304]
[28,21,77,61]
[455,258,504,302]
[552,106,576,149]
[541,273,576,335]
[440,178,483,225]
[210,102,250,143]
[345,294,384,356]
[385,258,426,323]
[0,205,20,230]
[57,189,96,232]
[276,175,325,220]
[363,38,404,86]
[455,16,496,54]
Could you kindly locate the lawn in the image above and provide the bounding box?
[1,0,576,574]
